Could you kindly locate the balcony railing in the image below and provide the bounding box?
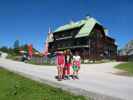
[57,45,89,49]
[55,36,72,40]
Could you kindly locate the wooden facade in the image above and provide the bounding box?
[48,18,117,60]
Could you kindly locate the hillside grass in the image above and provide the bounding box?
[0,68,87,100]
[115,62,133,76]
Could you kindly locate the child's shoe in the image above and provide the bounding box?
[58,78,62,81]
[66,75,70,80]
[63,75,67,80]
[72,77,75,80]
[72,75,76,80]
[75,75,79,79]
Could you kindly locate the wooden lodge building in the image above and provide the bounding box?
[47,17,117,60]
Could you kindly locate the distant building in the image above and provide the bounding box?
[118,40,133,56]
[0,51,8,58]
[117,40,133,61]
[47,17,117,60]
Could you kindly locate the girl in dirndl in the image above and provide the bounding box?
[63,50,73,80]
[72,51,81,80]
[56,51,65,81]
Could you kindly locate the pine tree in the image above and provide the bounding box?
[13,40,20,54]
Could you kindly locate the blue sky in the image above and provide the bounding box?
[0,0,133,52]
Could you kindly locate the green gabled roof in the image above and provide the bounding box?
[54,20,85,32]
[76,18,97,38]
[54,17,102,38]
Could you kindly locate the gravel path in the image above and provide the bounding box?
[0,58,133,100]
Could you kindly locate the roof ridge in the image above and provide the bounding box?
[54,17,101,33]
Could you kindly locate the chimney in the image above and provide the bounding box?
[70,20,74,24]
[85,16,91,20]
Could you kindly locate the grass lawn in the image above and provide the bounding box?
[115,62,133,76]
[0,68,87,100]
